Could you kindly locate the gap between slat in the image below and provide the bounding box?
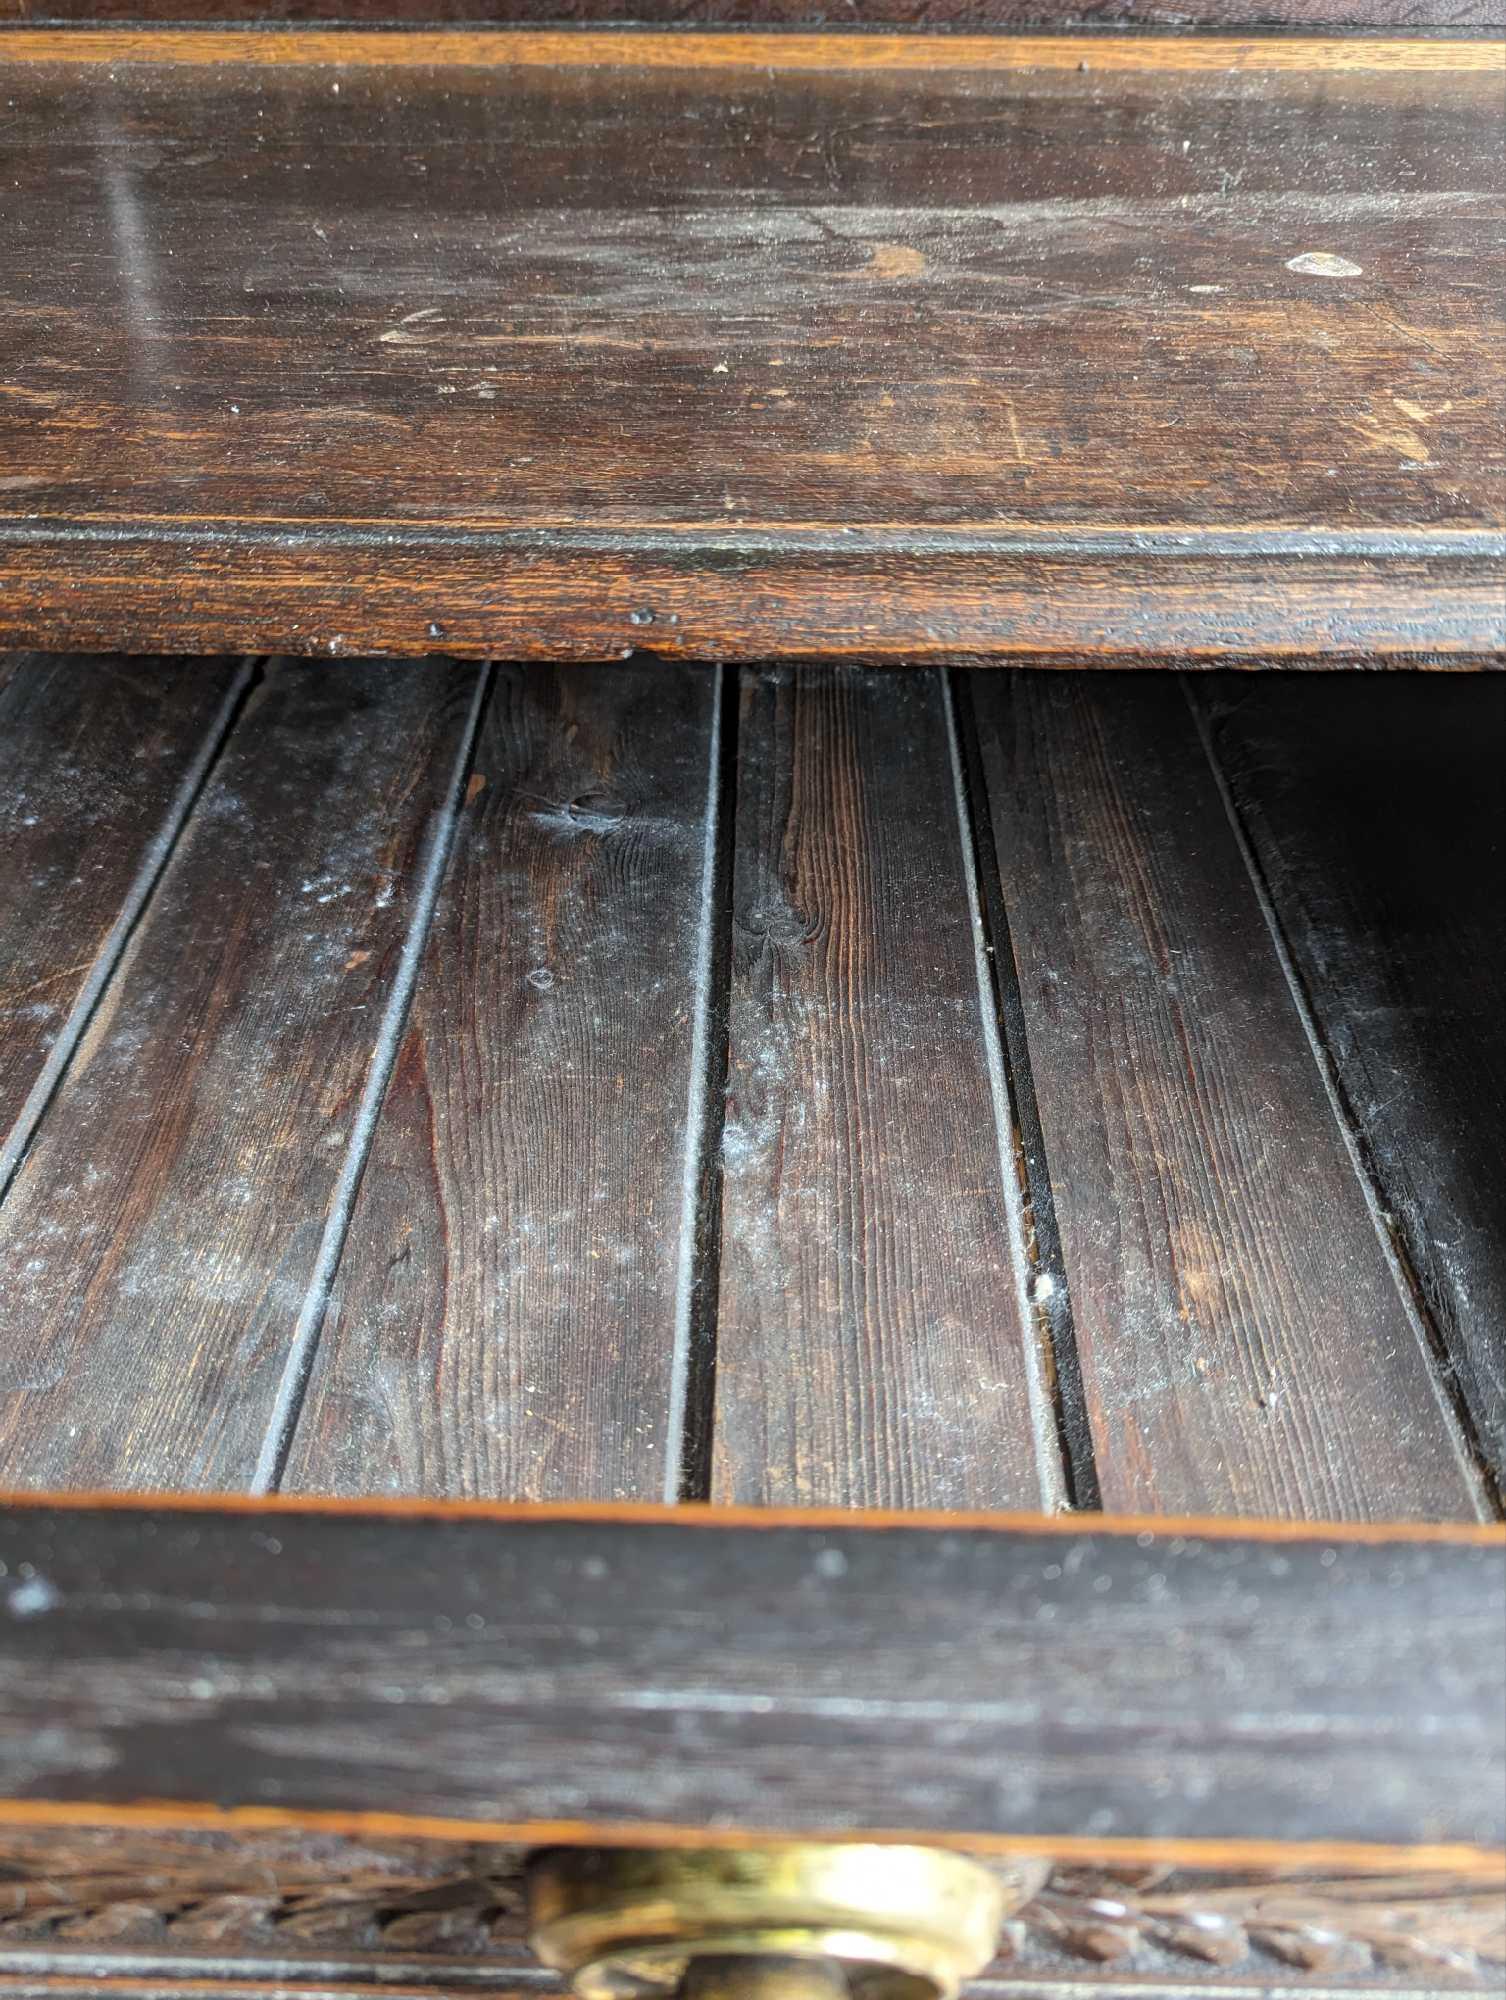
[1183,674,1498,1523]
[940,669,1073,1515]
[0,656,259,1208]
[251,663,493,1496]
[947,669,1102,1512]
[664,663,738,1505]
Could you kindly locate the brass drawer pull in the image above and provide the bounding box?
[528,1844,1047,2000]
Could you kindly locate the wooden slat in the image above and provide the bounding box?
[0,1497,1500,1862]
[1195,675,1506,1488]
[282,663,719,1503]
[712,666,1057,1510]
[0,659,481,1493]
[0,33,1500,663]
[0,653,243,1177]
[969,674,1485,1522]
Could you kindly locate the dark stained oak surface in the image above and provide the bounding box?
[0,32,1501,660]
[283,663,719,1503]
[1195,675,1506,1488]
[969,675,1486,1522]
[0,1499,1501,1859]
[713,667,1059,1509]
[0,659,481,1492]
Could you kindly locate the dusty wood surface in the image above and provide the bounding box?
[0,1499,1500,1857]
[0,655,243,1177]
[968,674,1486,1522]
[3,656,1505,1980]
[0,659,481,1492]
[0,658,1498,1518]
[1195,675,1506,1493]
[713,667,1057,1509]
[283,663,719,1503]
[0,33,1500,662]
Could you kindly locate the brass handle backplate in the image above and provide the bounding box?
[527,1844,1048,2000]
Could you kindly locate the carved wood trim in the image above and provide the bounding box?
[1,1830,1502,1989]
[1022,1865,1506,1978]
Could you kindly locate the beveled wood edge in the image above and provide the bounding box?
[0,1799,1501,1881]
[5,541,1500,661]
[0,27,1501,66]
[2,1487,1502,1545]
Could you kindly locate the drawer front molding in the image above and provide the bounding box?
[2,1827,1502,1990]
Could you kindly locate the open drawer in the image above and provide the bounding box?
[0,656,1501,1995]
[1,0,1503,1992]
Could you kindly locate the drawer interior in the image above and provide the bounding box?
[1,655,1499,1522]
[2,651,1503,1994]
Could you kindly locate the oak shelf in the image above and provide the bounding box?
[0,28,1501,660]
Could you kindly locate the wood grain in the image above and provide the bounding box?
[0,653,243,1174]
[0,659,480,1492]
[3,543,1497,666]
[1195,675,1506,1490]
[2,30,1502,66]
[969,673,1485,1522]
[0,1498,1500,1860]
[0,35,1499,663]
[281,663,719,1503]
[712,666,1057,1509]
